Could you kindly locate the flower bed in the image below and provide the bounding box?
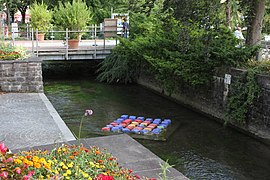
[0,43,28,61]
[0,142,152,180]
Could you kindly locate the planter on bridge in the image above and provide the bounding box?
[68,39,80,49]
[30,2,52,42]
[54,0,92,49]
[36,33,45,41]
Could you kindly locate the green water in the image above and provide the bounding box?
[44,79,270,180]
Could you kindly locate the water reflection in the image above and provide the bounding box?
[44,79,270,180]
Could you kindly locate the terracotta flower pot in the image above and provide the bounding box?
[68,39,79,49]
[36,33,45,41]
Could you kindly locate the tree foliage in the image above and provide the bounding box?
[263,3,270,34]
[97,0,257,93]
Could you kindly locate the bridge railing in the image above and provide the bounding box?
[3,25,126,60]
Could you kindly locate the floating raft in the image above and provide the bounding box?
[100,115,178,141]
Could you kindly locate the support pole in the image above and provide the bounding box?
[65,28,69,60]
[36,29,39,57]
[31,28,34,54]
[94,24,97,59]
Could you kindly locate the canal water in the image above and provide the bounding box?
[44,79,270,180]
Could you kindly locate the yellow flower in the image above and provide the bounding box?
[32,156,39,162]
[46,175,51,179]
[66,170,72,175]
[44,162,51,169]
[62,165,68,170]
[53,170,59,174]
[48,160,54,165]
[68,162,74,168]
[95,163,100,168]
[34,162,41,169]
[89,162,95,167]
[39,157,46,164]
[23,159,33,166]
[59,162,64,166]
[83,173,89,178]
[14,159,22,164]
[88,178,93,180]
[19,156,24,160]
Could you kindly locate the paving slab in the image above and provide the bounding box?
[0,93,75,150]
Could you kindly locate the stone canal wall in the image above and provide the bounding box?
[138,69,270,145]
[0,57,43,92]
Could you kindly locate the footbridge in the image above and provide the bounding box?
[12,39,116,61]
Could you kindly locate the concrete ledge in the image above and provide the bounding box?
[39,93,75,142]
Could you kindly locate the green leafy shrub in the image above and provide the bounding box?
[242,60,270,74]
[54,0,92,39]
[30,1,52,32]
[97,39,143,84]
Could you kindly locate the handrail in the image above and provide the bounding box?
[6,25,126,60]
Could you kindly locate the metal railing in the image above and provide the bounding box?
[3,25,127,60]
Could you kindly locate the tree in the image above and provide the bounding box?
[0,0,33,24]
[242,0,266,45]
[86,0,128,24]
[0,0,18,25]
[221,0,242,29]
[263,2,270,34]
[16,0,33,24]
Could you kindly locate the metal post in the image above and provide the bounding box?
[12,31,15,46]
[94,24,97,59]
[36,29,39,57]
[91,24,94,39]
[31,28,34,54]
[65,28,69,60]
[26,24,28,40]
[103,26,105,49]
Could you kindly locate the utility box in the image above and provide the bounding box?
[103,18,117,38]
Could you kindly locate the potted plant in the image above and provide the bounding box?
[30,1,52,41]
[54,0,92,49]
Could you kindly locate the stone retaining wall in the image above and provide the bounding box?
[138,69,270,144]
[0,57,43,92]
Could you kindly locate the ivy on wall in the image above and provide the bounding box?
[225,69,261,125]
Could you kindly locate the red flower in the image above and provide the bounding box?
[80,147,89,152]
[95,174,114,180]
[135,174,140,179]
